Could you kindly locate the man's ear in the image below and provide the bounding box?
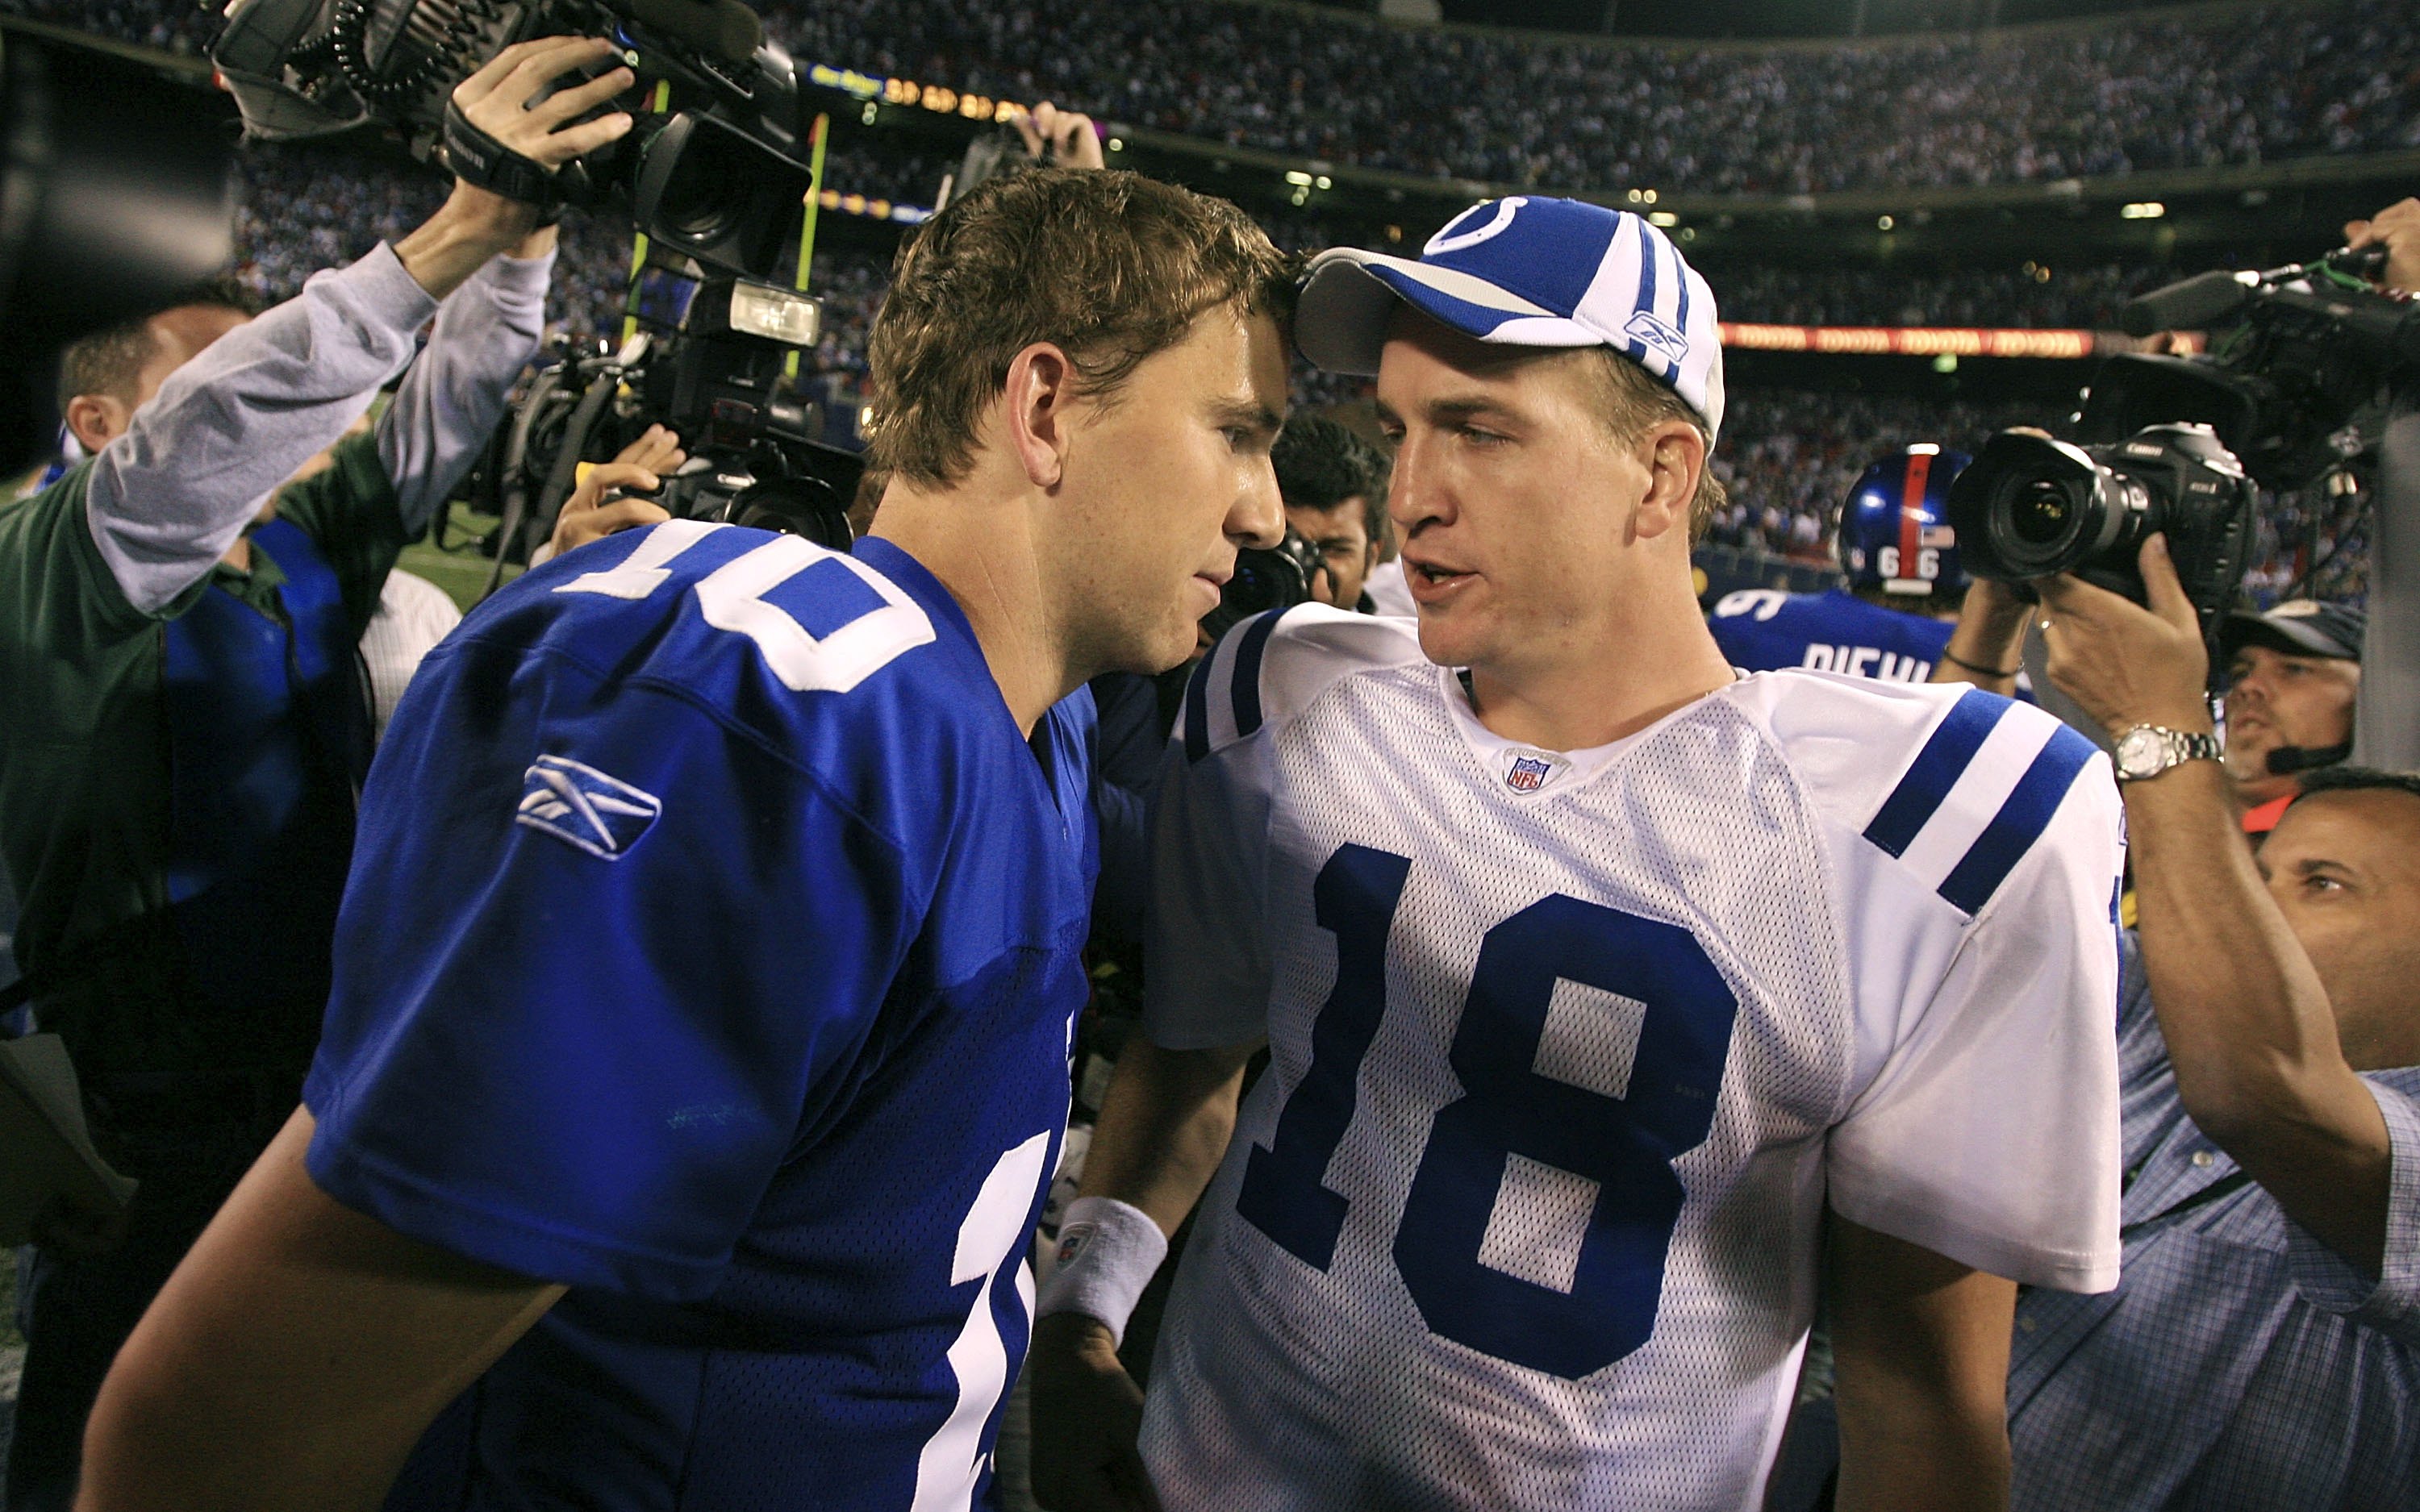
[63,394,127,457]
[1001,341,1077,489]
[1630,421,1704,544]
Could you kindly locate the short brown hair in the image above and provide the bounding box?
[1588,348,1725,543]
[55,274,261,413]
[866,168,1294,487]
[55,323,156,414]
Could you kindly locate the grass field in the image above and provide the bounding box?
[400,504,524,613]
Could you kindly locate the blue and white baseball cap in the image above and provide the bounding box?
[1295,195,1725,442]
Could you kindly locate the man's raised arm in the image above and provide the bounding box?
[84,36,632,614]
[2039,539,2398,1277]
[76,1110,565,1512]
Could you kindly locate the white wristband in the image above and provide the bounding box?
[1034,1197,1169,1347]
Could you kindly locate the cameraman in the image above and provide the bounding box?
[2347,197,2420,773]
[1985,541,2420,1507]
[2213,601,2364,834]
[1273,413,1388,613]
[1940,584,2363,835]
[0,38,624,1511]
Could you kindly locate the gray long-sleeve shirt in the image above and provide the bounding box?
[86,240,555,615]
[0,237,552,1060]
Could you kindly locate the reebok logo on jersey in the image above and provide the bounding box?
[1504,749,1568,794]
[516,755,662,861]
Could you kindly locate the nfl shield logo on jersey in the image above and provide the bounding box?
[516,755,663,860]
[1504,752,1562,793]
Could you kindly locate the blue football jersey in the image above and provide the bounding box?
[1708,588,1952,683]
[303,523,1097,1512]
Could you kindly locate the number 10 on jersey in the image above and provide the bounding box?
[1233,844,1739,1381]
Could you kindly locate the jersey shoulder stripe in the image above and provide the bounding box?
[1181,605,1425,763]
[1226,609,1287,740]
[1724,672,2109,920]
[1936,723,2100,913]
[1863,687,2004,856]
[1859,685,2102,916]
[1180,646,1219,763]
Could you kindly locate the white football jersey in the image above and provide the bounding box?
[1139,606,2126,1512]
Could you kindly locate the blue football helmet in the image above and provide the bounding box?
[1836,445,1972,599]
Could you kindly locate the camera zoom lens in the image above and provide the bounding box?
[2010,478,2075,547]
[657,160,732,241]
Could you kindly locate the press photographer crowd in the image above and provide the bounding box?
[0,0,2414,1507]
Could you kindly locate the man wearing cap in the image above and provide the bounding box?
[1988,545,2420,1510]
[2218,600,2364,836]
[1031,197,2125,1512]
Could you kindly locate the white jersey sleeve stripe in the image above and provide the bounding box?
[1859,686,2007,856]
[1187,624,1250,760]
[1936,723,2102,914]
[1892,711,2055,894]
[1179,644,1218,761]
[1182,609,1296,764]
[1859,685,2106,918]
[1225,610,1287,741]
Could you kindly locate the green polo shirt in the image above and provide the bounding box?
[0,432,404,1079]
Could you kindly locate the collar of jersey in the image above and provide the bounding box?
[1437,664,1676,798]
[849,536,1067,775]
[851,536,979,652]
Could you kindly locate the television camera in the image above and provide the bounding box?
[213,0,861,573]
[1950,243,2420,640]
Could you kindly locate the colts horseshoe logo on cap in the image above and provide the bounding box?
[1427,198,1529,256]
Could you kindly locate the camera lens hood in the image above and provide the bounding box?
[1947,431,2122,581]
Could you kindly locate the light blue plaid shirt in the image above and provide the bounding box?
[2009,931,2420,1510]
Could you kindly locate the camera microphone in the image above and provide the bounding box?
[2264,740,2353,777]
[621,0,761,65]
[2323,244,2392,282]
[2119,269,2255,336]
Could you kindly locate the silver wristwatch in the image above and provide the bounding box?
[2112,723,2222,782]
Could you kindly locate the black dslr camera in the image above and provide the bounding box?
[1950,240,2420,643]
[211,0,813,279]
[1946,423,2255,641]
[1200,527,1327,646]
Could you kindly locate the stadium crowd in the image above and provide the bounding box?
[9,0,2417,196]
[761,0,2418,194]
[222,144,2361,590]
[1703,257,2177,330]
[0,12,2411,1512]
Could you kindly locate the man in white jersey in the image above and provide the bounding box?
[1028,198,2126,1512]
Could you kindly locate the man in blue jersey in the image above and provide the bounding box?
[1709,446,1974,684]
[80,164,1292,1510]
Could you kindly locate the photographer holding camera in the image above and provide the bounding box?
[1962,539,2420,1509]
[0,39,618,1510]
[2348,197,2420,774]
